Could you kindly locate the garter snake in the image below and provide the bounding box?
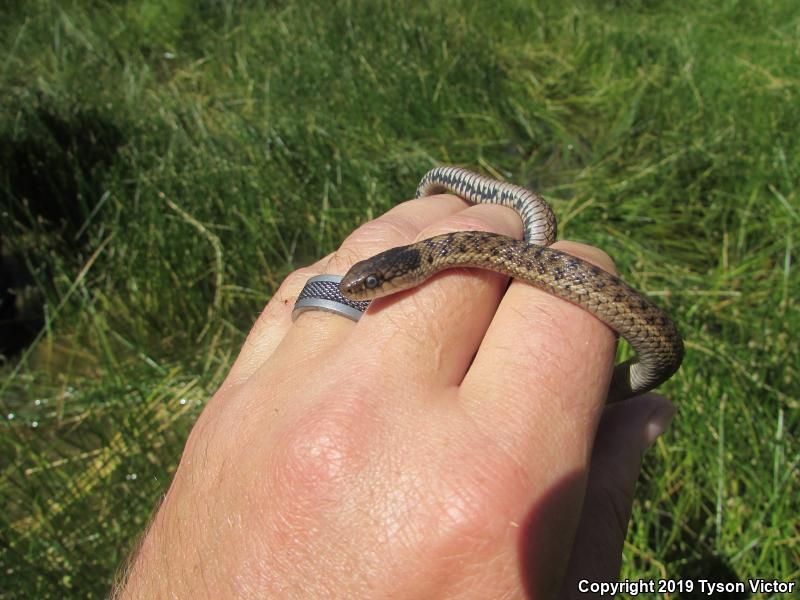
[340,167,683,401]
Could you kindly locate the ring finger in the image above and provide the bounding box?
[226,194,471,385]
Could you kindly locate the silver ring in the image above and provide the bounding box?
[292,274,370,322]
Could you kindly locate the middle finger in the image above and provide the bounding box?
[339,202,524,391]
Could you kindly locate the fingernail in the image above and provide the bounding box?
[643,400,676,448]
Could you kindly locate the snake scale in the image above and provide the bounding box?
[340,167,683,401]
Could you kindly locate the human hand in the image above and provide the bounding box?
[117,192,675,599]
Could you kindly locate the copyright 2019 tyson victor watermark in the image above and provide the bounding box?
[576,578,796,596]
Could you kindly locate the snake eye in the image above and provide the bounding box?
[364,275,380,289]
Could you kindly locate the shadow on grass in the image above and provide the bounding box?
[1,103,124,232]
[515,467,749,599]
[658,489,748,599]
[0,102,126,356]
[677,555,748,599]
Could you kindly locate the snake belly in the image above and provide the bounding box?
[340,167,684,401]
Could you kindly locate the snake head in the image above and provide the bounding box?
[339,245,422,300]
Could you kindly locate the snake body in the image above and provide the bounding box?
[340,167,683,401]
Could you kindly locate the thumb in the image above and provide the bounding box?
[561,394,676,598]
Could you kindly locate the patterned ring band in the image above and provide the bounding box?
[291,274,370,322]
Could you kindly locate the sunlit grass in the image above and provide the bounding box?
[1,1,798,596]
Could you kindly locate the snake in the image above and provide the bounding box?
[339,166,683,401]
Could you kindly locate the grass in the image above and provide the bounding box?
[1,0,798,597]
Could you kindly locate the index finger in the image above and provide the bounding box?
[224,194,470,386]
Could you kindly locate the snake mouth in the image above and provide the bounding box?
[339,268,403,301]
[339,263,387,300]
[338,273,372,301]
